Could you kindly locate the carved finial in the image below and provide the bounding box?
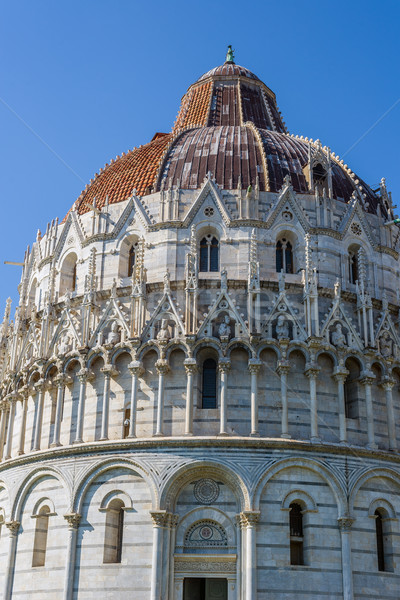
[225,45,235,64]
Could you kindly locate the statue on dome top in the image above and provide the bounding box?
[225,45,235,64]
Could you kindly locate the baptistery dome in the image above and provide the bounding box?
[0,49,399,600]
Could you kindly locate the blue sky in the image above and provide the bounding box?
[1,0,399,314]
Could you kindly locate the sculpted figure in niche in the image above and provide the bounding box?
[331,323,346,347]
[107,321,121,346]
[218,315,231,339]
[380,332,393,358]
[157,318,170,341]
[276,315,289,340]
[57,332,72,355]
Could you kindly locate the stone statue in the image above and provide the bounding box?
[331,323,346,347]
[380,332,393,358]
[218,315,231,339]
[157,318,170,341]
[276,315,289,339]
[106,321,121,346]
[57,332,72,355]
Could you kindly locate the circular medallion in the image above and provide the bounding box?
[199,526,213,540]
[194,478,220,504]
[204,206,214,217]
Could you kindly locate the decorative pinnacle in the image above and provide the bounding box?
[225,45,235,64]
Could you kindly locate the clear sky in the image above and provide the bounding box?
[1,0,399,315]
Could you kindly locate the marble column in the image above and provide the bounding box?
[33,380,45,451]
[184,358,197,436]
[0,402,8,460]
[127,361,144,438]
[168,514,179,600]
[50,375,65,447]
[3,520,20,600]
[235,514,244,599]
[63,513,81,600]
[305,365,320,443]
[74,369,89,444]
[241,511,260,600]
[382,378,397,451]
[100,366,117,441]
[150,511,167,600]
[4,395,17,460]
[276,361,291,439]
[17,389,29,455]
[248,359,262,437]
[218,359,231,436]
[154,360,169,437]
[338,516,354,600]
[333,368,349,444]
[360,375,377,449]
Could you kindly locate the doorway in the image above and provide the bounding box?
[183,578,227,600]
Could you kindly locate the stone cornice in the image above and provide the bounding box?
[1,436,400,473]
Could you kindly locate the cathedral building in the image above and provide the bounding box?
[0,47,399,599]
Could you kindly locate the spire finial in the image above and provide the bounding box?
[225,45,235,64]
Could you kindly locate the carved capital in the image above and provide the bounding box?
[128,360,144,377]
[276,360,290,376]
[184,358,198,375]
[218,359,231,374]
[381,377,396,391]
[248,359,262,375]
[305,365,320,379]
[240,511,260,527]
[64,512,81,529]
[77,369,89,384]
[5,520,20,536]
[101,365,119,378]
[338,516,354,532]
[155,360,170,376]
[332,368,349,384]
[360,373,375,387]
[150,510,169,527]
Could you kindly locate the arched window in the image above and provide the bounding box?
[59,253,78,296]
[289,503,304,565]
[103,498,125,563]
[348,250,358,284]
[344,358,361,419]
[32,506,50,567]
[375,510,385,571]
[202,359,217,409]
[276,239,293,274]
[128,246,136,278]
[199,236,219,272]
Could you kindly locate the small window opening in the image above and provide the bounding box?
[72,263,77,291]
[375,510,385,572]
[103,499,125,564]
[202,359,217,409]
[128,246,136,278]
[200,236,219,272]
[276,239,293,274]
[289,503,304,566]
[32,506,50,567]
[348,251,358,284]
